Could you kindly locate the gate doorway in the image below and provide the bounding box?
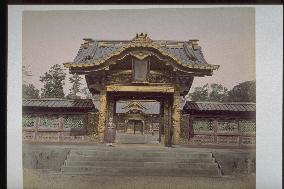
[106,92,173,145]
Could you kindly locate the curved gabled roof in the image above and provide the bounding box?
[64,33,219,71]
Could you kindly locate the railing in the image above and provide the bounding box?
[22,114,88,143]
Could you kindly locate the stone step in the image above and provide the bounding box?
[65,160,218,169]
[61,166,221,177]
[116,134,159,144]
[66,160,144,167]
[67,156,216,163]
[69,150,213,159]
[144,162,218,169]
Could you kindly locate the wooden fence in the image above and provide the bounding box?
[180,115,256,148]
[22,114,90,143]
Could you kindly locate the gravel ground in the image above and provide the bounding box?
[23,168,255,189]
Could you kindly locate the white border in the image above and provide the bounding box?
[7,5,283,189]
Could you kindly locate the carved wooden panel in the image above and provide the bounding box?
[23,131,35,141]
[218,120,238,133]
[37,132,60,142]
[242,136,256,145]
[192,120,213,133]
[106,74,132,84]
[217,136,239,145]
[148,74,171,83]
[239,120,256,133]
[62,133,85,142]
[22,114,36,128]
[189,135,215,145]
[39,115,59,128]
[64,115,84,129]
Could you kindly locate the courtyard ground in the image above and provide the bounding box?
[24,168,255,189]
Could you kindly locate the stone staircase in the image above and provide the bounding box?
[61,146,222,177]
[116,133,159,144]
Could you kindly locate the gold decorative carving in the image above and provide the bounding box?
[106,85,174,93]
[132,33,153,43]
[97,91,107,143]
[172,90,181,145]
[107,74,132,84]
[130,51,151,60]
[148,73,171,83]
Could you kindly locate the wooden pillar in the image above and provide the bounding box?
[159,100,164,142]
[213,119,218,144]
[238,119,243,147]
[97,90,107,143]
[59,116,64,142]
[34,115,40,142]
[172,90,181,145]
[106,95,115,121]
[164,98,171,147]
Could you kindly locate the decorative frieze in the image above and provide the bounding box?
[64,115,84,129]
[217,136,239,145]
[148,74,171,83]
[39,115,59,128]
[37,132,60,142]
[239,120,256,133]
[218,120,238,133]
[192,120,214,132]
[23,132,35,141]
[189,135,215,145]
[242,136,256,145]
[22,115,36,128]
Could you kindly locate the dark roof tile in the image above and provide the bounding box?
[184,102,256,112]
[23,99,96,111]
[72,40,208,65]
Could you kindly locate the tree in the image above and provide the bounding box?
[67,74,83,99]
[188,83,228,102]
[23,84,40,99]
[81,87,93,99]
[40,64,66,98]
[209,83,228,102]
[227,80,256,102]
[188,84,209,101]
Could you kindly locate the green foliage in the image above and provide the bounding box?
[209,83,228,102]
[81,87,93,99]
[22,84,40,99]
[188,84,209,101]
[188,81,256,103]
[40,64,66,98]
[68,74,83,98]
[188,83,228,102]
[227,81,256,102]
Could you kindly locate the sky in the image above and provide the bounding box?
[22,8,255,95]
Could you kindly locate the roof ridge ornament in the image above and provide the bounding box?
[132,33,153,43]
[82,38,94,49]
[188,39,199,50]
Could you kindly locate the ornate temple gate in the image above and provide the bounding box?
[99,89,176,146]
[64,33,219,146]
